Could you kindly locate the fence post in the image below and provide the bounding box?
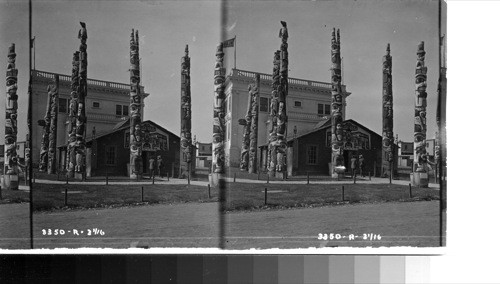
[33,172,35,184]
[64,187,68,206]
[267,174,269,184]
[57,171,60,181]
[187,170,190,185]
[106,172,109,185]
[409,183,412,198]
[373,163,376,178]
[353,173,356,184]
[369,172,371,181]
[389,163,393,184]
[264,187,267,205]
[152,174,155,185]
[342,185,345,202]
[66,175,69,185]
[141,186,144,202]
[233,172,236,183]
[307,172,310,185]
[257,171,260,180]
[208,184,211,199]
[167,171,169,181]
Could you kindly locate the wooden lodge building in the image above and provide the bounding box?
[57,120,187,177]
[259,118,398,177]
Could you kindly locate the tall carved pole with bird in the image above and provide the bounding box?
[275,21,288,179]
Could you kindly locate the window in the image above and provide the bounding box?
[325,104,331,115]
[105,146,116,165]
[124,131,130,148]
[307,145,318,165]
[260,97,269,112]
[317,103,330,115]
[294,100,302,108]
[58,98,68,113]
[116,104,128,116]
[317,103,323,115]
[92,101,100,108]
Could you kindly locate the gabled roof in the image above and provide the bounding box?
[57,119,180,148]
[258,118,382,148]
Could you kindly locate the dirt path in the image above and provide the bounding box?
[5,200,441,250]
[0,203,31,249]
[33,202,219,249]
[224,201,441,249]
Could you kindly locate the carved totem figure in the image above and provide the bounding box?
[66,51,80,177]
[240,82,252,171]
[212,43,226,176]
[180,45,193,178]
[267,50,280,176]
[436,34,446,184]
[331,28,344,176]
[129,29,142,179]
[382,44,394,178]
[75,22,88,176]
[39,79,52,172]
[275,21,288,178]
[4,43,19,180]
[248,74,260,174]
[48,75,59,174]
[414,41,428,173]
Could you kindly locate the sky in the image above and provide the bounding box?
[0,0,443,144]
[224,0,443,143]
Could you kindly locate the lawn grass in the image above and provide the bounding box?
[0,187,29,204]
[32,171,210,182]
[32,183,214,212]
[8,179,440,213]
[224,182,439,212]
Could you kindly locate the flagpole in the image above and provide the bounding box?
[33,37,35,71]
[28,0,34,250]
[234,35,236,70]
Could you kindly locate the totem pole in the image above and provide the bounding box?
[129,29,143,179]
[437,34,447,194]
[381,44,394,178]
[38,80,52,172]
[412,41,428,187]
[47,75,59,174]
[267,50,280,176]
[211,43,226,186]
[74,22,88,179]
[248,74,260,174]
[275,21,289,179]
[180,45,193,179]
[330,28,344,178]
[4,44,19,190]
[66,51,79,177]
[240,84,252,171]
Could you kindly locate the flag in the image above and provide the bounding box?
[30,37,35,48]
[222,37,235,48]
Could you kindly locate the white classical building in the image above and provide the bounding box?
[223,68,350,168]
[31,70,148,168]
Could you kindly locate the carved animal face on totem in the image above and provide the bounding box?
[5,136,14,145]
[134,125,142,139]
[77,103,83,116]
[278,102,284,114]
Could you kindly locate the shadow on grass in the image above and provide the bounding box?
[223,182,439,212]
[32,183,216,212]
